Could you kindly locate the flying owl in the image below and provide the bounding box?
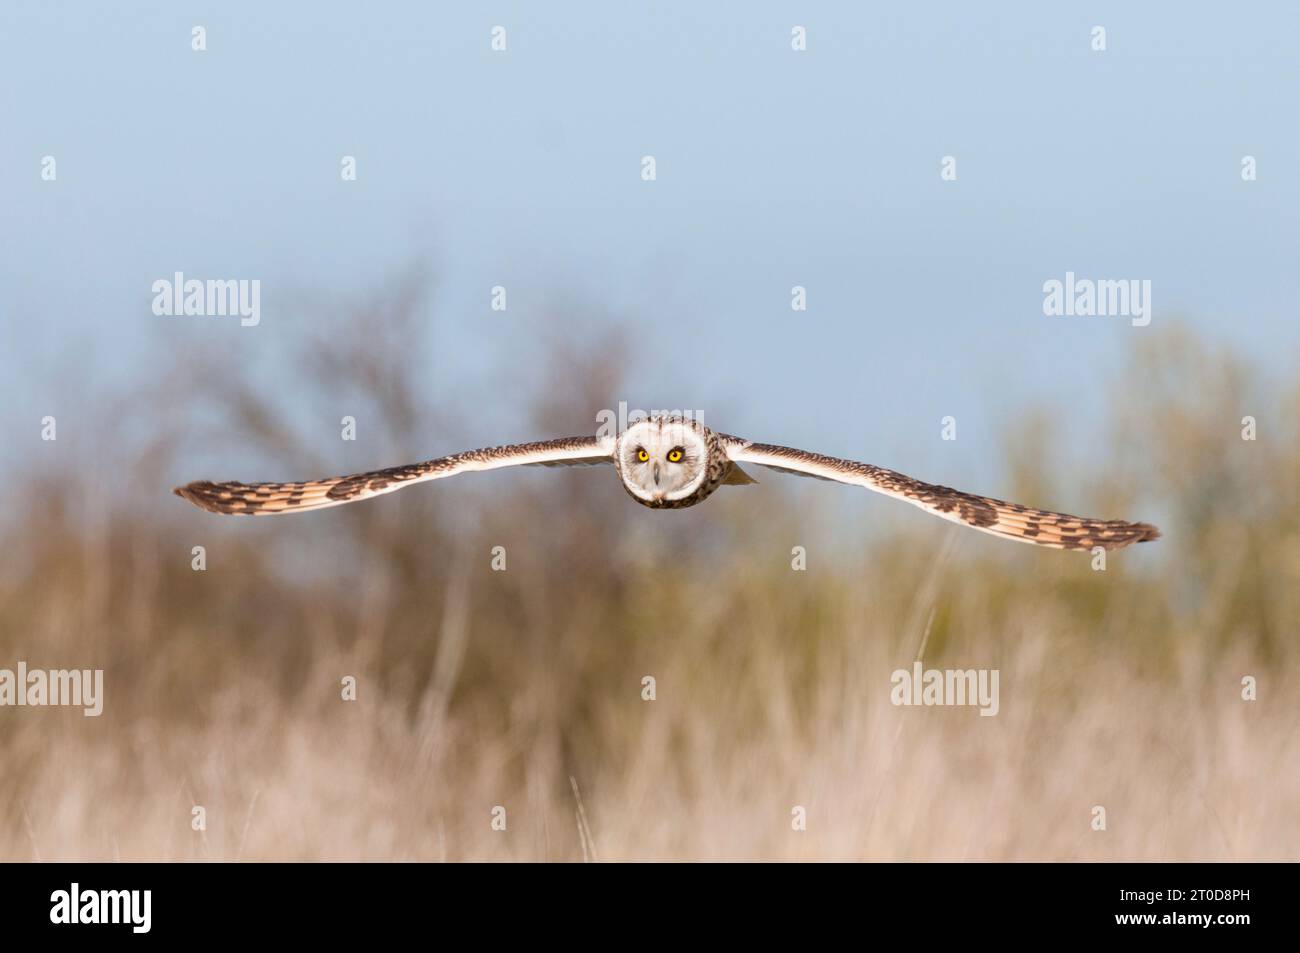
[174,415,1159,551]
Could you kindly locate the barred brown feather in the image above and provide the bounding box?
[724,440,1159,551]
[174,437,612,515]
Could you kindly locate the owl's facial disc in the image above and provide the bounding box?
[619,419,708,503]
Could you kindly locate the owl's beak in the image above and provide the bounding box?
[653,463,661,487]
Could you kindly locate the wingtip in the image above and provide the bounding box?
[173,481,218,512]
[173,482,200,502]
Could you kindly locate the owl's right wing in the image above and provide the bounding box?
[174,435,615,515]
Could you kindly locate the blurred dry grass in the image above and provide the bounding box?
[1,282,1297,861]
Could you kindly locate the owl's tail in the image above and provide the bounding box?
[722,463,758,486]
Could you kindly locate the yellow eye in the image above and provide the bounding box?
[636,448,649,462]
[667,448,683,463]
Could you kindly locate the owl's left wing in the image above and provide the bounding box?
[722,436,1159,551]
[174,435,614,515]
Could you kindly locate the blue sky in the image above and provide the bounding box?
[3,1,1298,487]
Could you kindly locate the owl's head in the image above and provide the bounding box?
[615,416,711,506]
